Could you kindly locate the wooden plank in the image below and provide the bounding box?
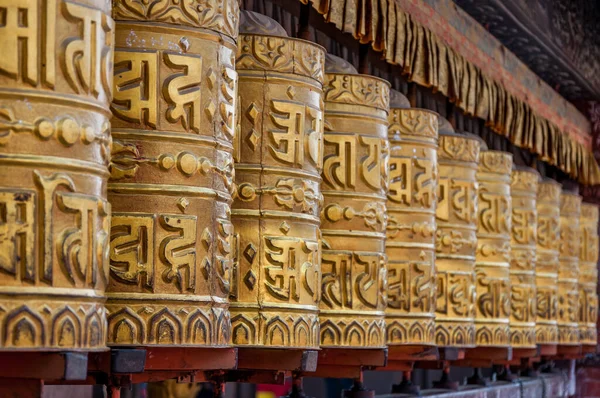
[318,348,387,367]
[0,352,87,381]
[143,347,237,371]
[512,347,539,359]
[539,344,557,356]
[465,346,512,361]
[388,345,438,361]
[0,378,43,398]
[237,348,317,372]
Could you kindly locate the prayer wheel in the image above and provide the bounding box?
[509,167,538,348]
[535,179,560,345]
[385,90,437,346]
[557,192,581,345]
[106,0,239,346]
[474,150,512,347]
[0,0,113,350]
[579,203,598,346]
[434,132,480,347]
[230,12,324,348]
[319,56,389,348]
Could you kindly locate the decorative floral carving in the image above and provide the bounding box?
[323,74,390,111]
[388,108,438,139]
[112,0,239,39]
[236,35,325,83]
[479,151,513,175]
[438,134,480,162]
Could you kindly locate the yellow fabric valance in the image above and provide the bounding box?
[302,0,600,185]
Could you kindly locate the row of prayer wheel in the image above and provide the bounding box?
[0,2,597,354]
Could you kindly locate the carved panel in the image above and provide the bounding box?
[434,133,480,347]
[578,203,598,346]
[557,193,581,345]
[474,151,512,347]
[107,4,238,346]
[319,73,389,348]
[535,180,560,345]
[0,0,112,350]
[385,108,438,346]
[509,168,539,348]
[229,33,325,349]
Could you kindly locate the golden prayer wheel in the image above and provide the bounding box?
[385,90,438,346]
[509,167,539,348]
[474,150,512,347]
[557,192,581,345]
[106,0,239,346]
[434,132,480,347]
[579,203,598,346]
[0,0,113,350]
[319,56,389,348]
[535,179,560,345]
[229,12,324,348]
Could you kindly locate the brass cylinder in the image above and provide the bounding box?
[535,179,560,345]
[230,19,325,348]
[434,133,480,347]
[385,104,438,346]
[474,150,512,347]
[558,192,581,345]
[0,0,113,350]
[319,71,390,348]
[106,1,239,346]
[509,168,539,348]
[579,203,598,346]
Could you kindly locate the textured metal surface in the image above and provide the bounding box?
[434,133,480,347]
[319,72,390,348]
[558,192,581,345]
[509,168,539,348]
[106,0,239,346]
[535,179,561,345]
[0,0,113,350]
[385,106,438,346]
[579,203,598,345]
[230,28,325,348]
[474,150,513,347]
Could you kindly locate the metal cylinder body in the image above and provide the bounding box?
[579,203,598,346]
[230,33,325,348]
[106,1,239,346]
[385,108,438,346]
[557,192,581,345]
[319,73,390,348]
[0,0,113,350]
[474,151,512,347]
[535,180,560,345]
[434,133,480,347]
[509,168,538,348]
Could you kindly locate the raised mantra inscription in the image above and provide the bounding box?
[0,0,113,350]
[106,0,239,347]
[319,73,390,348]
[229,33,325,348]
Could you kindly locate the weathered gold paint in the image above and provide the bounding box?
[319,67,390,348]
[229,14,325,348]
[106,0,239,346]
[434,133,480,347]
[535,179,560,345]
[579,203,598,346]
[474,150,512,347]
[509,168,538,348]
[0,0,113,350]
[558,192,581,345]
[385,105,438,346]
